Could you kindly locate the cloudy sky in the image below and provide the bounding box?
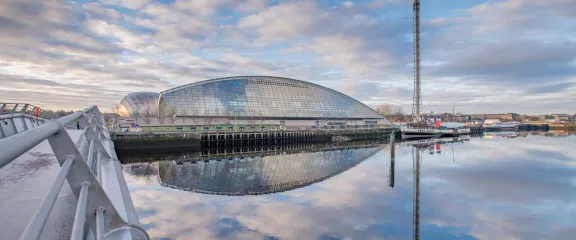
[0,0,575,114]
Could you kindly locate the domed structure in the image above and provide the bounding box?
[158,76,390,126]
[117,92,158,118]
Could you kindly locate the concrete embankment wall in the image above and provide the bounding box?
[111,132,201,152]
[112,128,397,153]
[199,128,393,149]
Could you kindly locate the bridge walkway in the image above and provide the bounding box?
[0,129,83,240]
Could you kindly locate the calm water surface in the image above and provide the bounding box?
[122,132,576,240]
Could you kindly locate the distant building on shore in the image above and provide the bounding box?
[551,114,571,122]
[471,113,520,122]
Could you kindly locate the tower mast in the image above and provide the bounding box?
[412,0,422,122]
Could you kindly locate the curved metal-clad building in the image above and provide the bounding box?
[156,146,382,195]
[117,92,159,118]
[158,76,389,125]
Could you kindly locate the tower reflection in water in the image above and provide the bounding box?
[124,141,388,196]
[401,136,470,240]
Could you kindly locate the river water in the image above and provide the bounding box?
[122,131,576,240]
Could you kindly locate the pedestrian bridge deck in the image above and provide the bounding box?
[0,129,82,240]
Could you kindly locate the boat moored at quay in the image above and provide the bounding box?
[483,119,519,131]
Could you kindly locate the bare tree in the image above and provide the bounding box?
[376,104,394,119]
[258,112,264,125]
[203,117,213,125]
[132,109,141,126]
[143,107,153,127]
[191,117,200,126]
[109,105,120,130]
[377,104,406,122]
[180,109,187,125]
[111,105,118,116]
[392,106,406,122]
[157,101,168,126]
[169,107,177,126]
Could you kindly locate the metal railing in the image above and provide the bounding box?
[0,103,40,114]
[0,106,149,240]
[0,112,47,139]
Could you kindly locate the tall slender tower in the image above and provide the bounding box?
[412,0,422,122]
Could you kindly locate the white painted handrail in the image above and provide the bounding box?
[0,106,148,240]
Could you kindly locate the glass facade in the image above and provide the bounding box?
[117,92,159,118]
[159,76,386,120]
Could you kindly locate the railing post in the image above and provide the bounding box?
[9,118,18,134]
[21,103,30,113]
[11,103,18,112]
[71,182,90,240]
[97,155,103,184]
[20,117,28,131]
[0,122,5,138]
[75,127,88,147]
[87,139,95,167]
[95,151,102,173]
[95,208,105,240]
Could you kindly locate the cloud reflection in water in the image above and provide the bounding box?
[123,134,576,240]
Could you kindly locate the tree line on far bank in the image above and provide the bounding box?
[38,109,75,119]
[376,104,408,122]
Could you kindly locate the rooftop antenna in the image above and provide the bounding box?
[411,0,422,123]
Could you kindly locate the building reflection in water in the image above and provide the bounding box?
[125,141,389,196]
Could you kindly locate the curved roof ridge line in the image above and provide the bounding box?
[160,76,385,119]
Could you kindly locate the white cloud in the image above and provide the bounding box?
[83,3,122,20]
[308,35,396,78]
[85,20,148,51]
[428,17,447,25]
[235,0,269,12]
[100,0,149,9]
[343,1,355,8]
[237,1,322,41]
[174,0,224,15]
